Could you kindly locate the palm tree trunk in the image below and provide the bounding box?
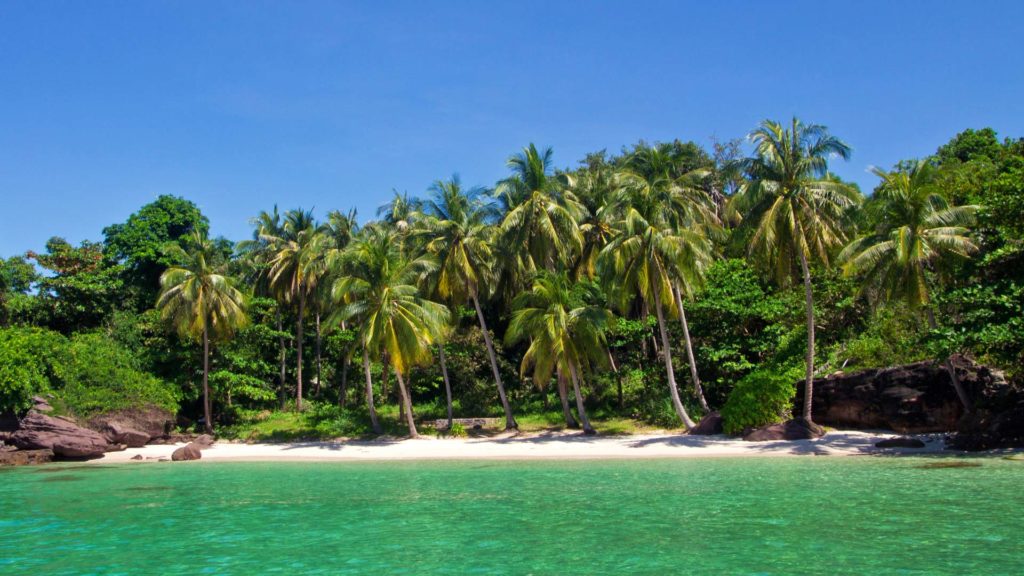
[557,370,579,429]
[296,293,305,411]
[314,311,322,397]
[277,310,287,410]
[568,363,595,435]
[608,349,623,409]
[653,287,696,429]
[339,353,349,409]
[439,345,454,429]
[362,348,382,434]
[926,309,974,413]
[471,292,517,430]
[798,250,816,423]
[673,284,710,412]
[395,367,418,438]
[380,355,389,404]
[202,322,212,434]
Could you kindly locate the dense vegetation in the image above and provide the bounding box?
[2,121,1020,437]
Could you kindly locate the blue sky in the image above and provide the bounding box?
[2,1,1022,256]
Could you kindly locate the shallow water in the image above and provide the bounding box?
[1,457,1021,575]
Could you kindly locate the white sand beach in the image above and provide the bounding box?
[94,430,954,463]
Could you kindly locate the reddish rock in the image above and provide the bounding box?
[689,412,724,435]
[744,419,825,442]
[193,434,215,447]
[87,406,174,444]
[171,443,202,461]
[0,448,54,466]
[9,412,113,459]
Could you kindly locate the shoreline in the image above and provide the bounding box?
[89,429,982,464]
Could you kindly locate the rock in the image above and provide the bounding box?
[171,443,202,461]
[0,412,19,433]
[30,396,54,413]
[949,398,1024,451]
[0,448,54,466]
[131,454,145,461]
[795,355,1007,434]
[193,434,215,448]
[688,412,723,435]
[875,437,926,449]
[87,406,174,444]
[744,419,825,442]
[10,412,113,459]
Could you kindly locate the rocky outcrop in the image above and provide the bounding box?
[87,406,174,447]
[795,355,1007,434]
[171,443,203,461]
[9,412,114,459]
[0,447,53,466]
[949,399,1024,451]
[688,412,723,435]
[744,418,825,442]
[875,437,926,448]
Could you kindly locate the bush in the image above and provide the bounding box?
[0,327,68,413]
[55,332,179,417]
[720,366,800,435]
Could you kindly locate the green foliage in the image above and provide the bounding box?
[0,328,67,413]
[103,195,210,309]
[448,421,467,437]
[28,238,124,332]
[56,332,179,416]
[720,366,801,435]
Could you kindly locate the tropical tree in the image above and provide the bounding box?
[506,272,611,434]
[729,118,858,424]
[157,231,248,433]
[598,171,714,428]
[418,175,518,430]
[263,209,327,411]
[841,159,978,410]
[331,228,449,437]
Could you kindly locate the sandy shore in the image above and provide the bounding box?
[94,429,957,463]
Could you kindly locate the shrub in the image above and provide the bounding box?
[720,366,800,435]
[55,332,179,416]
[0,327,67,413]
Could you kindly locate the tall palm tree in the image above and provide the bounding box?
[419,175,518,430]
[263,209,327,411]
[566,166,622,280]
[157,231,248,433]
[323,209,360,406]
[495,144,583,295]
[598,172,714,429]
[506,272,611,435]
[729,118,858,424]
[332,228,449,437]
[841,160,978,410]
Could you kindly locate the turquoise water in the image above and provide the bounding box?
[1,457,1021,575]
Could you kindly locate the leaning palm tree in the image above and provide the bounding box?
[332,228,449,437]
[263,209,327,411]
[729,118,858,424]
[157,231,248,433]
[598,172,714,429]
[418,175,518,430]
[506,272,611,435]
[841,159,978,410]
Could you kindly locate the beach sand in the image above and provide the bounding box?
[94,429,955,463]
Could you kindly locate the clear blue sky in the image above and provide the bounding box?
[2,1,1022,256]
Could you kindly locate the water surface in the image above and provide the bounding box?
[1,457,1020,575]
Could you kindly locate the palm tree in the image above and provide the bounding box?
[418,175,518,430]
[157,231,248,433]
[495,144,583,295]
[729,118,858,424]
[506,272,611,435]
[566,166,621,280]
[841,159,978,410]
[323,209,360,406]
[598,171,714,429]
[332,228,449,437]
[263,209,327,411]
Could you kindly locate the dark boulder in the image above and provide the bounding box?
[950,399,1024,451]
[193,434,215,447]
[689,412,724,435]
[87,406,174,444]
[0,448,54,466]
[10,412,113,459]
[795,355,1006,434]
[875,437,926,449]
[171,443,202,461]
[744,418,825,442]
